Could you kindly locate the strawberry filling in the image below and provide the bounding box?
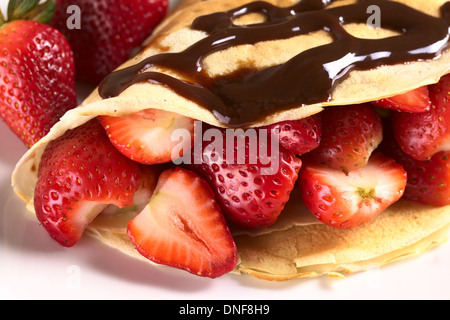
[34,74,450,278]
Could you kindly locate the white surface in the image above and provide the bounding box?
[0,0,449,301]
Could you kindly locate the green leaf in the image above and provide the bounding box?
[7,0,40,21]
[0,10,5,28]
[23,0,56,24]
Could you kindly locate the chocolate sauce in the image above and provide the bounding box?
[99,0,450,127]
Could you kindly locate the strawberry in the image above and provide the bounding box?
[34,119,142,247]
[127,167,237,278]
[304,104,382,173]
[0,0,77,148]
[391,75,450,161]
[98,109,195,165]
[50,0,168,85]
[187,123,302,228]
[371,86,431,113]
[260,114,322,155]
[379,122,450,207]
[299,152,407,229]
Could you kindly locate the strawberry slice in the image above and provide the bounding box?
[127,167,237,278]
[372,86,431,113]
[98,109,195,165]
[187,124,302,229]
[304,104,382,173]
[261,114,322,155]
[34,119,142,247]
[391,74,450,161]
[299,152,407,229]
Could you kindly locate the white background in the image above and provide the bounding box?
[0,0,449,300]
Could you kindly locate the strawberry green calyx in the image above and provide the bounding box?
[1,0,56,27]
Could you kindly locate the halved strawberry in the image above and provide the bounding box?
[372,86,431,113]
[34,119,142,247]
[299,152,407,229]
[304,104,382,173]
[391,75,450,161]
[261,114,322,155]
[127,167,237,278]
[98,109,195,165]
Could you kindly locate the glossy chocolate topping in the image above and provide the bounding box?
[99,0,450,127]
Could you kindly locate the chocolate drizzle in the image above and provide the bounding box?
[99,0,450,127]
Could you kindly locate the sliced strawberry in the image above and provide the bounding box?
[261,113,322,155]
[299,152,407,229]
[187,123,302,228]
[127,167,237,278]
[98,109,195,165]
[391,75,450,161]
[34,119,142,247]
[372,86,431,113]
[304,104,382,173]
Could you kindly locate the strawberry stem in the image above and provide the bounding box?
[23,0,56,24]
[5,0,56,24]
[0,11,5,28]
[7,0,40,21]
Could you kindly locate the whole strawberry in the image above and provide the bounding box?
[34,119,143,247]
[391,74,450,161]
[304,103,382,173]
[0,0,77,148]
[50,0,168,85]
[187,123,302,229]
[260,114,322,156]
[379,121,450,207]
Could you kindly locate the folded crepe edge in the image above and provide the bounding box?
[81,199,450,281]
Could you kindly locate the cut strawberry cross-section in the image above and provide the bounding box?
[127,167,237,278]
[372,86,431,113]
[99,109,195,165]
[299,152,407,229]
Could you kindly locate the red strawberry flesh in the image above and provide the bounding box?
[299,152,407,229]
[99,109,195,165]
[372,86,431,113]
[127,167,237,278]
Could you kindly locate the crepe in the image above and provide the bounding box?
[10,0,450,281]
